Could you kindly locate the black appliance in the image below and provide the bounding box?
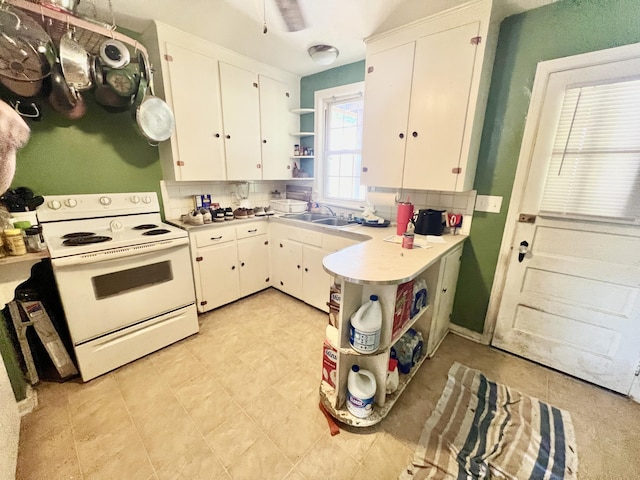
[414,209,445,236]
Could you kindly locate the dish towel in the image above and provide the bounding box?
[0,100,30,194]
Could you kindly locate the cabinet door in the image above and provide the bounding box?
[259,75,293,180]
[219,62,262,180]
[428,245,463,356]
[165,43,226,181]
[361,42,415,188]
[194,243,240,312]
[402,22,480,191]
[237,235,270,297]
[302,245,332,313]
[271,238,303,298]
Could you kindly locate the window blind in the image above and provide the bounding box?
[540,78,640,223]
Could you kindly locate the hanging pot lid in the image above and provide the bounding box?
[99,39,130,69]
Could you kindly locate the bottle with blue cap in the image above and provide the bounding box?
[347,365,376,418]
[349,294,382,353]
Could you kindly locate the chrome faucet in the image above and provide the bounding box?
[318,204,336,216]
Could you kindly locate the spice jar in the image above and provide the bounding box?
[4,228,27,256]
[25,226,46,253]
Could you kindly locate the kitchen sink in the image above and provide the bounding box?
[311,217,353,227]
[283,213,335,222]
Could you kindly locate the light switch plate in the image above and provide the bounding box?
[475,195,502,213]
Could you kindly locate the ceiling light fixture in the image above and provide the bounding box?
[308,45,339,65]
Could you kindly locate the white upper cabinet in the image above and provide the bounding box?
[162,43,226,181]
[260,75,295,180]
[360,43,415,188]
[361,0,496,192]
[219,62,262,181]
[141,21,301,182]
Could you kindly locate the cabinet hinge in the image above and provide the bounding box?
[452,167,462,174]
[176,160,185,167]
[253,82,259,88]
[164,54,173,62]
[470,36,482,45]
[200,301,207,306]
[367,66,374,74]
[196,256,203,262]
[635,361,640,376]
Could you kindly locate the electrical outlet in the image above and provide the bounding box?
[475,195,503,213]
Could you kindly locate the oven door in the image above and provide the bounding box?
[52,238,196,345]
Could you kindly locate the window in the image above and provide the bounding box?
[314,82,365,204]
[541,78,640,223]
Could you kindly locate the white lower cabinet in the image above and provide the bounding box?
[190,222,269,313]
[320,241,465,427]
[270,223,358,312]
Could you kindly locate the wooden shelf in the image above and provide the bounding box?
[0,250,49,267]
[391,305,430,346]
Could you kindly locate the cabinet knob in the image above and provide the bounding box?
[362,167,368,173]
[399,133,405,139]
[241,262,245,267]
[231,265,236,270]
[280,281,284,286]
[286,165,291,169]
[266,277,270,282]
[304,267,308,272]
[263,139,267,144]
[442,288,447,293]
[226,134,231,139]
[412,131,418,138]
[257,164,261,169]
[297,265,301,269]
[215,133,220,138]
[264,240,269,245]
[279,243,283,248]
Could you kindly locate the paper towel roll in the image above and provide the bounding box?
[366,191,397,207]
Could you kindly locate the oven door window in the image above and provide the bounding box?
[92,261,174,300]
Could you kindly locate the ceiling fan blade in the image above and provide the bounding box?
[274,0,306,32]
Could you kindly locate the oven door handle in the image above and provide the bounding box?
[52,237,189,267]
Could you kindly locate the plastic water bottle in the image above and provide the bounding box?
[349,295,382,353]
[347,365,376,418]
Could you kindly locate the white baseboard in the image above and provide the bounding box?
[17,386,37,417]
[449,323,489,345]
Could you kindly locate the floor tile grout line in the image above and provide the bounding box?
[64,397,86,480]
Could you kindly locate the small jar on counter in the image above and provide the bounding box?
[24,226,46,253]
[4,228,27,256]
[402,231,414,249]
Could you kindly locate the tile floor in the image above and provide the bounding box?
[16,288,640,480]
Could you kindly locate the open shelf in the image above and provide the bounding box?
[290,132,315,137]
[290,108,315,115]
[290,155,314,159]
[391,305,430,346]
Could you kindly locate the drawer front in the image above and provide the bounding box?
[236,222,268,240]
[192,226,236,248]
[288,226,323,247]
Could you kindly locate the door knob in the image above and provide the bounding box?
[518,240,529,263]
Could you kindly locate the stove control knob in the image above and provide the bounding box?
[130,195,140,204]
[99,196,112,206]
[48,200,62,210]
[65,198,77,208]
[110,220,123,232]
[142,196,152,204]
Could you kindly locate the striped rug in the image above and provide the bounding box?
[400,362,578,480]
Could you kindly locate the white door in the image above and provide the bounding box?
[237,234,270,297]
[165,43,226,181]
[259,75,293,180]
[360,42,415,188]
[492,52,640,394]
[402,22,479,191]
[219,62,262,180]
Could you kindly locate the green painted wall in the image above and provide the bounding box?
[451,0,640,333]
[0,312,26,400]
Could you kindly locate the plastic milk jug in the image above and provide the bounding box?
[349,295,382,353]
[347,365,377,419]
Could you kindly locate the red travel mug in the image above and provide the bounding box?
[396,202,414,235]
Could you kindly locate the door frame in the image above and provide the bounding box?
[483,41,640,344]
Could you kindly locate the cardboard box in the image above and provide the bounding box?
[392,280,414,338]
[322,340,338,388]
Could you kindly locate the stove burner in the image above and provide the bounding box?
[133,224,159,230]
[62,232,96,239]
[142,229,171,236]
[62,236,112,246]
